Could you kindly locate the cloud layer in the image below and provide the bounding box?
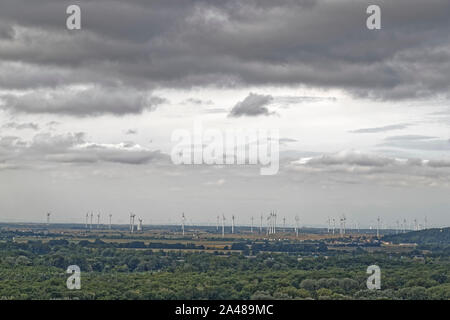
[229,93,274,117]
[0,132,167,169]
[290,150,450,187]
[0,0,449,118]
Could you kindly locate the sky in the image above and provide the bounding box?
[0,0,449,228]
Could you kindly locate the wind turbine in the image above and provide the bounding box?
[90,212,93,230]
[138,218,143,232]
[222,214,226,238]
[85,213,89,229]
[332,218,336,235]
[376,216,381,238]
[130,213,136,233]
[182,213,186,236]
[97,213,100,229]
[295,216,300,238]
[46,212,51,225]
[268,211,276,235]
[342,214,346,235]
[274,211,277,234]
[260,214,263,234]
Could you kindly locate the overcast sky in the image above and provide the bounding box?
[0,0,449,228]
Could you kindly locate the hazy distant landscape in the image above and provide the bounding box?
[1,224,448,300]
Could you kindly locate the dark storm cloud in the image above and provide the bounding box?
[229,93,274,117]
[349,123,410,133]
[0,0,449,110]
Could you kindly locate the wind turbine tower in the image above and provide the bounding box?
[222,214,226,238]
[216,215,220,231]
[46,212,51,225]
[85,213,89,229]
[130,213,136,233]
[97,213,100,229]
[182,213,186,236]
[109,214,112,230]
[376,216,381,238]
[295,216,300,238]
[273,211,277,233]
[343,215,346,235]
[260,214,263,234]
[138,218,143,232]
[251,216,254,233]
[231,215,235,234]
[90,212,93,230]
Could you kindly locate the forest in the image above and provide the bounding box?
[0,236,449,300]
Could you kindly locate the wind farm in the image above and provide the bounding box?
[0,210,448,301]
[1,210,435,250]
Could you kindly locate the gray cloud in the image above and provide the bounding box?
[0,0,448,103]
[1,87,166,116]
[349,123,410,133]
[279,138,298,144]
[297,150,396,167]
[0,132,168,168]
[125,129,138,135]
[183,98,214,106]
[2,122,39,130]
[229,93,274,117]
[289,150,450,187]
[380,135,450,151]
[276,96,337,105]
[384,135,437,141]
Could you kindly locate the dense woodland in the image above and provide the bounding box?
[0,229,449,300]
